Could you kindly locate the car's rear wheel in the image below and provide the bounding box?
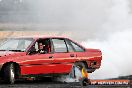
[3,63,15,84]
[70,62,91,86]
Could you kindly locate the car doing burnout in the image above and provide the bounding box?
[0,36,102,84]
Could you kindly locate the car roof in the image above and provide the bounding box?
[7,35,86,50]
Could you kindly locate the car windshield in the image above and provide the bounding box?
[0,38,34,52]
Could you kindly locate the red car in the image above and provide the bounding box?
[0,36,102,84]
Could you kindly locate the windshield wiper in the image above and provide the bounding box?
[8,50,24,52]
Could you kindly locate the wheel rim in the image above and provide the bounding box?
[72,65,83,82]
[10,64,15,84]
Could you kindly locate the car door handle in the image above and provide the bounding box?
[49,56,53,58]
[70,54,74,57]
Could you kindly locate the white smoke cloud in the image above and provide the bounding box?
[82,30,132,79]
[82,0,132,79]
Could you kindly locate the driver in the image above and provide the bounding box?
[38,42,45,54]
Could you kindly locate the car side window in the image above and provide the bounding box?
[29,38,51,54]
[70,41,84,52]
[52,39,67,53]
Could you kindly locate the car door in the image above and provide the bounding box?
[51,38,76,74]
[68,39,87,61]
[20,38,54,75]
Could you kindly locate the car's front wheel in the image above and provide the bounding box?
[3,63,15,84]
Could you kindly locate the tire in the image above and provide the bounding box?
[3,63,15,84]
[80,77,88,86]
[80,77,91,86]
